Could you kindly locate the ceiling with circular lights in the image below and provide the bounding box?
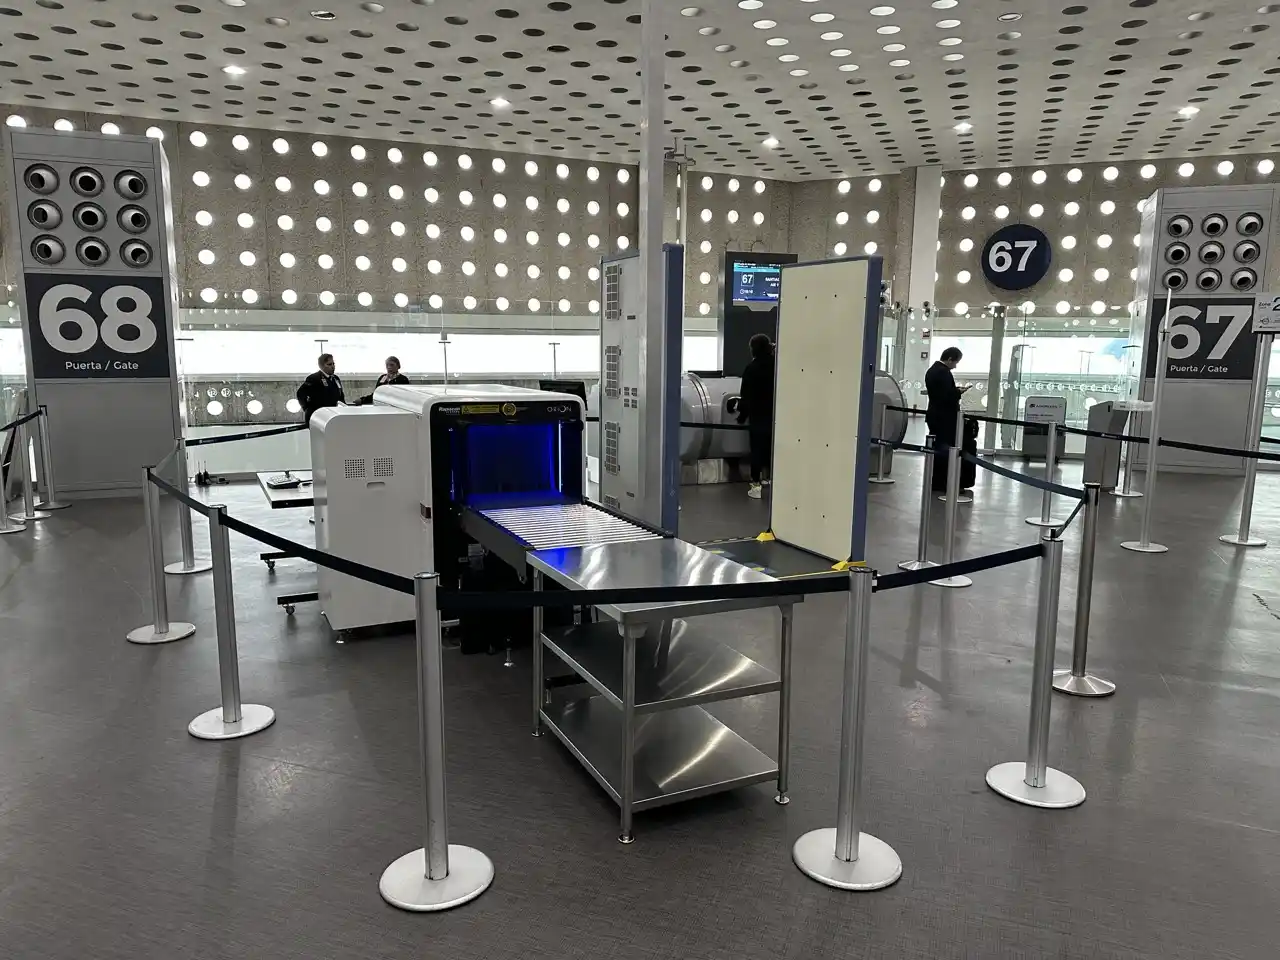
[0,0,1276,180]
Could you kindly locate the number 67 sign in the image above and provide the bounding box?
[22,272,171,379]
[1146,296,1257,381]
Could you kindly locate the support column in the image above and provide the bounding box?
[893,167,942,406]
[638,0,665,359]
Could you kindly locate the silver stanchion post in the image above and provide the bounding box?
[127,468,196,644]
[1122,301,1171,554]
[986,532,1086,808]
[933,416,971,588]
[166,440,213,575]
[188,504,276,739]
[937,406,972,504]
[899,433,938,571]
[33,406,69,510]
[1025,422,1065,527]
[1220,331,1272,548]
[868,405,894,485]
[381,573,494,912]
[1112,435,1143,499]
[1054,483,1114,697]
[0,477,25,535]
[793,566,901,891]
[8,420,51,523]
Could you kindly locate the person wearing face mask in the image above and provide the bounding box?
[297,353,345,424]
[358,355,410,404]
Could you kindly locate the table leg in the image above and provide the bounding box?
[776,604,794,805]
[531,571,544,736]
[619,623,637,844]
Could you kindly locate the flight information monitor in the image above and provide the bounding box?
[731,262,782,303]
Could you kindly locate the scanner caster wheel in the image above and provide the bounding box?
[266,560,276,572]
[284,604,295,616]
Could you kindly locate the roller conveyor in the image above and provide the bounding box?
[462,500,662,572]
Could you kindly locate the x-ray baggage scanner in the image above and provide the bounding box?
[703,256,883,577]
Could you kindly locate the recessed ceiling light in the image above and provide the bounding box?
[1178,105,1200,116]
[680,6,702,15]
[877,24,900,34]
[753,18,776,28]
[838,63,860,71]
[766,37,789,45]
[939,36,963,45]
[763,136,780,148]
[221,0,246,6]
[942,52,964,60]
[810,12,834,22]
[931,0,956,7]
[778,53,800,62]
[998,12,1022,21]
[935,19,961,28]
[309,9,336,19]
[789,68,809,76]
[222,64,246,76]
[831,48,853,56]
[869,5,895,14]
[490,97,510,108]
[889,58,910,66]
[737,0,763,8]
[820,31,844,40]
[954,122,973,133]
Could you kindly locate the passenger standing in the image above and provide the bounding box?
[737,333,776,500]
[924,346,971,492]
[358,355,410,404]
[297,352,345,424]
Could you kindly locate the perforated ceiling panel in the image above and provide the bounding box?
[0,1,1277,180]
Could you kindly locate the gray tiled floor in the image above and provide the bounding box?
[3,455,1280,959]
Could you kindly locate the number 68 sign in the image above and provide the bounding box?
[22,272,171,379]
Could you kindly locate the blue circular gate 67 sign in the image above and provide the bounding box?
[981,225,1053,291]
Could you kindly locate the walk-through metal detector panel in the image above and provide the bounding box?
[3,128,182,494]
[597,244,683,532]
[1128,184,1280,474]
[769,256,881,566]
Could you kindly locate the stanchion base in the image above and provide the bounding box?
[379,845,494,912]
[1052,670,1116,697]
[1219,533,1267,548]
[34,500,71,510]
[189,703,276,740]
[792,828,902,891]
[1025,516,1065,528]
[164,559,214,575]
[868,477,895,485]
[0,522,27,535]
[1120,540,1168,554]
[1110,490,1143,499]
[9,510,51,522]
[931,575,972,589]
[985,761,1085,809]
[937,495,973,504]
[127,622,196,644]
[897,559,938,571]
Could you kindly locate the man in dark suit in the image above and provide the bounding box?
[297,353,345,424]
[925,346,972,492]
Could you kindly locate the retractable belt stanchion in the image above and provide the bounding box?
[1122,301,1171,554]
[1220,331,1272,548]
[1113,435,1143,499]
[166,440,213,575]
[1053,483,1114,697]
[869,405,894,485]
[127,468,196,644]
[933,414,971,588]
[8,419,51,523]
[381,573,494,912]
[188,504,275,739]
[33,406,69,511]
[899,433,938,572]
[792,566,901,891]
[1025,422,1066,528]
[986,532,1086,808]
[0,481,24,535]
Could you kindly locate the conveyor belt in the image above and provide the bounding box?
[463,501,662,571]
[480,503,661,550]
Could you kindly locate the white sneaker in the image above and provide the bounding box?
[748,483,763,499]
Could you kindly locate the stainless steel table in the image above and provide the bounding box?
[527,537,802,843]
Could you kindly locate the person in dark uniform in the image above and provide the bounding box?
[925,346,974,492]
[357,355,410,404]
[737,333,776,500]
[297,352,345,424]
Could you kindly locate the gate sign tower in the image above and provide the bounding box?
[4,128,183,495]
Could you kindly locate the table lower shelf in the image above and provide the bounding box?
[539,695,778,812]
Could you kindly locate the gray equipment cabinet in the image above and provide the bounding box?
[1081,401,1131,490]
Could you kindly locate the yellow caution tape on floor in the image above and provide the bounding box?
[756,531,776,542]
